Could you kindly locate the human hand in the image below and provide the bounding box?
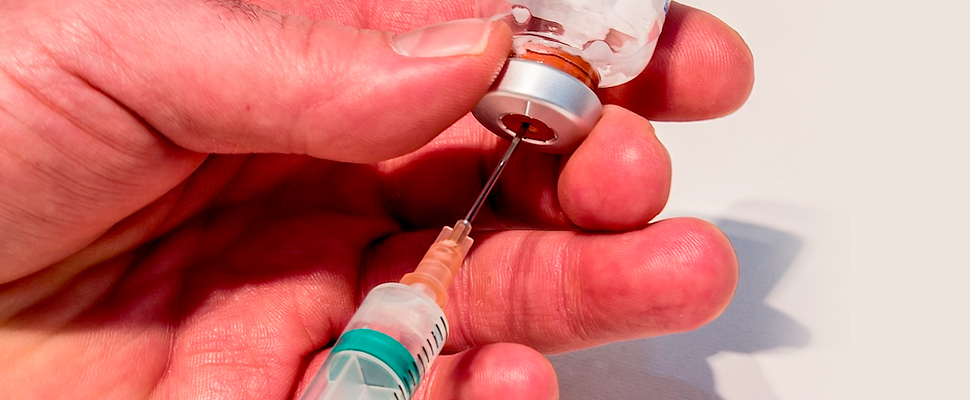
[0,0,752,398]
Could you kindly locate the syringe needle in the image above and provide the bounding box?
[463,135,523,224]
[401,134,523,307]
[302,133,530,400]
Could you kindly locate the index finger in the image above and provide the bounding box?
[361,217,738,354]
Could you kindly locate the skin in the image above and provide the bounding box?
[0,0,753,399]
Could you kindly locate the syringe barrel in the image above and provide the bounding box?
[300,283,448,400]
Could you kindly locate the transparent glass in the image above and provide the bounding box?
[476,0,670,87]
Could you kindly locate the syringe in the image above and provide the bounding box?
[299,136,522,400]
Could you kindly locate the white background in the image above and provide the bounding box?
[549,1,970,399]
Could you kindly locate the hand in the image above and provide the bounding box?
[0,0,752,398]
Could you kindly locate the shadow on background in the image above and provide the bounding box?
[549,219,809,399]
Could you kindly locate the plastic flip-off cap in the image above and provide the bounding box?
[473,58,603,153]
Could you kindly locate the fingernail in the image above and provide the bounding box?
[392,19,494,58]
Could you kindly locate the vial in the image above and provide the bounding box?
[473,0,670,152]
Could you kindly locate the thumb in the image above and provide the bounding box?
[73,1,513,162]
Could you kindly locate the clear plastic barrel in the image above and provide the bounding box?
[300,283,448,400]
